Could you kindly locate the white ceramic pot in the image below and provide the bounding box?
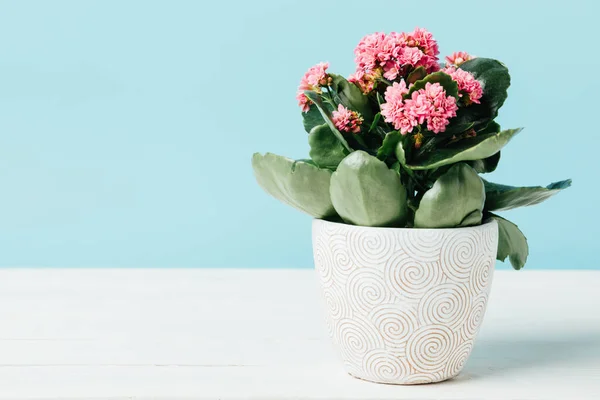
[312,219,498,385]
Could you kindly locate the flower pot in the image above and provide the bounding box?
[312,218,498,385]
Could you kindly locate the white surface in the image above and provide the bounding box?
[0,269,598,399]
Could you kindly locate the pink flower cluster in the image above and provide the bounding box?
[380,80,458,134]
[442,66,483,104]
[446,51,473,66]
[296,62,332,112]
[332,104,363,134]
[349,28,440,93]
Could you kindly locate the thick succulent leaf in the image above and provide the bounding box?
[302,105,326,133]
[407,128,522,170]
[484,179,572,211]
[469,151,501,173]
[330,151,408,227]
[330,74,373,120]
[308,124,349,168]
[489,213,528,270]
[304,91,353,153]
[414,163,485,228]
[252,152,336,218]
[449,58,510,129]
[377,131,403,160]
[406,71,459,99]
[407,66,427,84]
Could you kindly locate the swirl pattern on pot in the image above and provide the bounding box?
[312,219,498,385]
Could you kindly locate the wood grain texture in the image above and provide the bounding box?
[0,269,598,399]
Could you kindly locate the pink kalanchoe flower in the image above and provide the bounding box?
[298,62,331,92]
[442,66,483,104]
[297,62,332,112]
[380,80,417,134]
[332,105,364,134]
[445,51,473,66]
[402,28,440,57]
[296,91,311,113]
[350,29,441,93]
[332,104,364,134]
[381,81,457,135]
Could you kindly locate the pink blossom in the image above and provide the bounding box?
[297,62,332,112]
[442,66,483,104]
[350,29,441,92]
[296,91,311,113]
[349,68,380,93]
[381,81,457,135]
[411,28,439,57]
[332,104,364,134]
[445,51,473,66]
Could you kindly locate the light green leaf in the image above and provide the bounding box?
[407,128,522,170]
[330,151,408,227]
[308,124,349,169]
[484,179,572,211]
[415,163,485,228]
[252,152,336,218]
[489,213,529,270]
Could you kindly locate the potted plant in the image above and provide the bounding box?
[252,28,571,385]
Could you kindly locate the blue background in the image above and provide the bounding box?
[0,0,596,268]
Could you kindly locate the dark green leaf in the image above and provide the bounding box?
[489,213,529,270]
[302,104,326,133]
[484,179,572,211]
[368,113,382,133]
[330,74,373,120]
[377,131,403,160]
[252,152,337,218]
[414,163,485,228]
[406,72,459,99]
[308,124,350,169]
[407,66,427,84]
[451,58,511,129]
[304,91,353,153]
[330,151,408,227]
[469,151,501,173]
[407,128,522,170]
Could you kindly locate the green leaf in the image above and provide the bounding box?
[489,213,528,270]
[406,72,459,99]
[304,91,353,153]
[407,66,427,84]
[376,131,403,160]
[407,128,522,170]
[414,163,485,228]
[308,124,350,169]
[330,74,373,120]
[302,105,326,133]
[330,151,408,227]
[452,58,511,128]
[395,136,408,166]
[252,152,337,218]
[368,112,382,133]
[484,179,572,212]
[469,151,501,173]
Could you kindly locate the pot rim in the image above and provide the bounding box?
[314,218,497,234]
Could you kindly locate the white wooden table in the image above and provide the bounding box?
[0,269,598,399]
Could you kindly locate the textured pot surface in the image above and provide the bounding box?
[312,219,498,385]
